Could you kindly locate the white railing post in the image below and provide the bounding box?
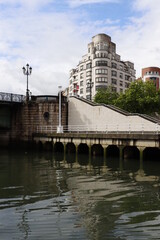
[117,124,118,134]
[156,124,159,135]
[106,124,108,133]
[129,124,131,134]
[142,124,144,134]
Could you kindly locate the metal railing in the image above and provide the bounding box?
[36,124,160,135]
[0,92,25,103]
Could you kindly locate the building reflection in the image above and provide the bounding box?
[1,150,160,239]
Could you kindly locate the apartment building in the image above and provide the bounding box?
[142,67,160,90]
[69,33,136,100]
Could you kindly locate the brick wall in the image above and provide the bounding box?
[11,96,68,142]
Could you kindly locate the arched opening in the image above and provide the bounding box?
[143,147,160,176]
[66,154,76,164]
[66,143,76,164]
[91,156,104,168]
[44,141,53,151]
[78,143,89,154]
[78,154,89,166]
[123,146,139,160]
[66,143,76,154]
[143,147,160,161]
[91,144,103,156]
[107,145,119,158]
[54,142,64,153]
[106,145,119,170]
[122,146,139,172]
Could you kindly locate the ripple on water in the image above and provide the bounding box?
[113,210,160,240]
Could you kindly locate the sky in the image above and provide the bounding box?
[0,0,160,95]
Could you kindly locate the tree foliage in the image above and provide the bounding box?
[94,87,119,105]
[94,81,160,114]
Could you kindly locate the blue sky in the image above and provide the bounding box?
[0,0,159,95]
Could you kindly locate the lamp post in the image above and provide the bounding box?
[87,79,94,100]
[22,63,32,102]
[57,86,63,133]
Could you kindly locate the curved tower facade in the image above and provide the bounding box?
[69,33,136,100]
[142,67,160,90]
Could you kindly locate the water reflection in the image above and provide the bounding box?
[0,150,160,239]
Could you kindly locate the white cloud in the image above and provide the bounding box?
[132,0,160,12]
[0,3,87,95]
[0,0,160,96]
[0,0,54,8]
[109,0,160,77]
[67,0,119,8]
[72,0,160,78]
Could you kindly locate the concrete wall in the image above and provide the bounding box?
[68,97,160,132]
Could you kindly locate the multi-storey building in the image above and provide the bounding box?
[142,67,160,90]
[69,33,136,100]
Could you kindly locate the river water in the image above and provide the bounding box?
[0,150,160,240]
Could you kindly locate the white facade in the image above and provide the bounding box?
[68,97,160,132]
[69,33,136,100]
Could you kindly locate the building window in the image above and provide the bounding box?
[80,73,83,79]
[80,81,83,86]
[119,73,123,79]
[112,87,117,92]
[111,70,117,77]
[80,89,83,94]
[120,65,123,70]
[120,81,123,87]
[111,62,117,69]
[95,43,100,50]
[80,65,83,71]
[95,42,108,51]
[43,112,49,121]
[86,63,92,69]
[96,77,107,83]
[125,75,130,81]
[86,71,92,77]
[103,43,108,49]
[125,82,130,88]
[120,88,123,93]
[95,69,107,74]
[73,75,78,81]
[111,78,117,85]
[96,61,108,67]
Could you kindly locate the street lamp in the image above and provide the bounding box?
[57,86,63,133]
[87,79,94,100]
[22,63,32,101]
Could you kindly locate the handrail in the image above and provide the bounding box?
[35,124,160,135]
[0,92,25,103]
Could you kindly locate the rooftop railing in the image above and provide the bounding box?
[0,92,25,103]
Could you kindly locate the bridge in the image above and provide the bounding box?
[33,125,160,162]
[0,92,160,162]
[0,92,25,130]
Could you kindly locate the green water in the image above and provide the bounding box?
[0,150,160,239]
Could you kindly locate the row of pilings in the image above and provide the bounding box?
[36,140,160,161]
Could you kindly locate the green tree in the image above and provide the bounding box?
[94,87,119,105]
[115,81,160,114]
